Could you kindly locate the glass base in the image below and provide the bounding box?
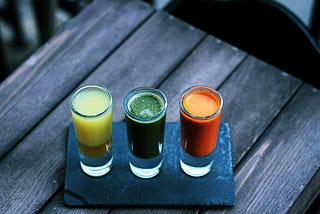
[80,153,113,177]
[180,159,212,177]
[180,149,214,177]
[129,153,162,179]
[129,161,162,179]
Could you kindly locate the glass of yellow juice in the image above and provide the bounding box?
[70,85,113,177]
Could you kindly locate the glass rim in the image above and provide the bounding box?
[180,85,223,120]
[123,87,168,123]
[70,85,112,118]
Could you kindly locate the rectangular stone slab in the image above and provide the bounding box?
[64,122,235,207]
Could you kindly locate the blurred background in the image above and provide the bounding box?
[0,0,93,81]
[0,0,319,82]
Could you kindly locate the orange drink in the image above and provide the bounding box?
[180,85,223,177]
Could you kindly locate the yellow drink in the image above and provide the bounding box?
[71,86,112,158]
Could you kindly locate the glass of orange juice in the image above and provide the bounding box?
[70,85,113,177]
[179,85,223,177]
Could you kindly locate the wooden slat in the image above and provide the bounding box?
[88,12,205,121]
[206,84,320,213]
[0,10,204,214]
[219,56,301,165]
[289,164,320,213]
[162,53,302,172]
[160,35,247,122]
[0,0,145,103]
[0,0,153,158]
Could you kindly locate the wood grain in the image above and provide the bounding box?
[88,11,205,121]
[0,9,204,214]
[205,84,320,213]
[0,0,153,158]
[219,56,301,165]
[159,35,247,122]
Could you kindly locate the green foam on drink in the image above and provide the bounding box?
[129,93,163,118]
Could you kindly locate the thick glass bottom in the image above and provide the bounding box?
[129,161,162,179]
[180,159,212,177]
[129,153,162,179]
[180,149,214,177]
[80,153,113,177]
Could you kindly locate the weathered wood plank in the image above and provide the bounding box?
[162,53,301,167]
[206,84,320,213]
[160,35,247,122]
[0,0,153,158]
[219,56,301,165]
[0,10,204,214]
[0,0,148,103]
[90,12,205,121]
[289,166,320,213]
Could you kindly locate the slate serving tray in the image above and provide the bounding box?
[64,122,235,207]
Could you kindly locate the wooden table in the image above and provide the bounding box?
[0,0,319,213]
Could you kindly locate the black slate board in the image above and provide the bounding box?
[64,122,235,207]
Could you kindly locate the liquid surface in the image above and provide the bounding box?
[72,89,110,116]
[183,91,219,117]
[129,93,163,118]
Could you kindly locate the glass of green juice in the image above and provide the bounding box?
[70,85,113,177]
[123,87,167,179]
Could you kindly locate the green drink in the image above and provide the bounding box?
[123,87,167,179]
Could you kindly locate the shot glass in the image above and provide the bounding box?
[179,85,223,177]
[123,87,167,179]
[70,85,113,177]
